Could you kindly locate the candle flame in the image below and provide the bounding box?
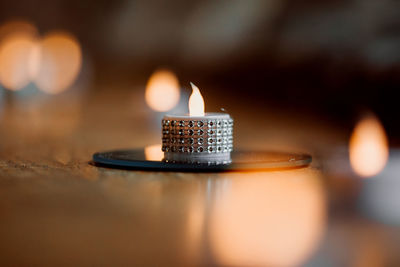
[349,115,389,177]
[189,82,205,116]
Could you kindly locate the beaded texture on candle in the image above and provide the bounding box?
[161,118,233,154]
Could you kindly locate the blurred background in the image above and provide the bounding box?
[1,0,400,266]
[2,0,400,137]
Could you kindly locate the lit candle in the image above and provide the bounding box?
[162,83,233,164]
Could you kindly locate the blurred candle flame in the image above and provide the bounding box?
[0,20,38,40]
[145,69,180,112]
[349,115,389,177]
[34,32,82,94]
[144,144,163,161]
[27,41,41,79]
[189,82,204,116]
[0,20,82,94]
[0,21,39,91]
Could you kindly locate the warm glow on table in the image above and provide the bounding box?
[209,170,326,266]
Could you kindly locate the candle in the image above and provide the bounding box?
[162,83,233,164]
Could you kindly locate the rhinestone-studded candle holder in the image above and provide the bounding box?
[162,113,233,164]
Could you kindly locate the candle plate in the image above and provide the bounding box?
[92,149,312,172]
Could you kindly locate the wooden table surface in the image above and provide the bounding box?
[0,85,399,266]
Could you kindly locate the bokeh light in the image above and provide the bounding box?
[0,21,82,94]
[0,20,38,40]
[27,42,41,79]
[349,115,389,177]
[34,32,82,94]
[144,144,163,161]
[145,69,180,112]
[0,20,39,91]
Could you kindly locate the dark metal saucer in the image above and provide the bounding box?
[92,149,312,172]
